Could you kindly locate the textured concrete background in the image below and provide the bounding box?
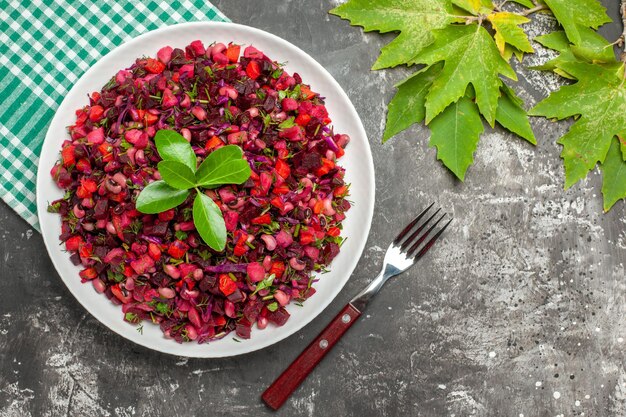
[1,1,626,416]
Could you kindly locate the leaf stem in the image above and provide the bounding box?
[493,1,508,12]
[521,4,548,16]
[453,15,480,24]
[615,0,626,66]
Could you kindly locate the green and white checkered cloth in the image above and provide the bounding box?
[0,1,229,231]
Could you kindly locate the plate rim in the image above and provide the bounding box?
[36,21,375,357]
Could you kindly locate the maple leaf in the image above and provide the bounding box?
[542,0,611,45]
[532,27,616,78]
[495,84,536,144]
[601,138,626,211]
[452,0,493,15]
[530,62,626,190]
[383,64,442,142]
[413,24,517,126]
[429,92,484,181]
[329,0,460,69]
[487,12,534,57]
[384,73,534,179]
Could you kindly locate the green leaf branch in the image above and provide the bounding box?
[331,0,626,211]
[135,130,251,251]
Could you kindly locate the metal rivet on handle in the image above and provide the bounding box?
[342,314,351,324]
[319,339,329,349]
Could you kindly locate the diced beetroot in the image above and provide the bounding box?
[178,263,196,279]
[104,247,125,264]
[125,129,148,149]
[227,131,247,144]
[281,98,298,112]
[93,199,109,220]
[188,307,202,328]
[275,230,293,248]
[266,307,290,326]
[143,221,168,237]
[247,262,265,283]
[223,210,239,232]
[235,319,252,339]
[179,64,194,78]
[157,46,173,64]
[243,45,264,59]
[131,254,154,275]
[278,125,303,141]
[212,52,229,65]
[187,40,206,57]
[161,88,178,109]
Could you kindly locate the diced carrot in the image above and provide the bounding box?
[333,185,348,197]
[61,145,76,167]
[275,159,291,179]
[246,60,261,80]
[300,85,316,100]
[225,44,241,63]
[295,113,311,126]
[79,267,98,280]
[251,213,272,225]
[313,199,324,214]
[204,135,224,151]
[327,227,341,237]
[272,184,290,195]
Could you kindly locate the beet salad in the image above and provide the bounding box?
[48,40,351,344]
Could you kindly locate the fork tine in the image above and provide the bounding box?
[412,217,452,260]
[399,208,441,252]
[393,202,435,247]
[405,213,446,254]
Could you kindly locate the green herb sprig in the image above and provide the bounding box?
[135,130,251,251]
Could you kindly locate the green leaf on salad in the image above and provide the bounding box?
[154,129,197,171]
[196,145,251,188]
[193,192,227,251]
[252,273,276,295]
[135,180,190,214]
[157,160,197,190]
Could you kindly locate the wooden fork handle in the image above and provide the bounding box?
[261,303,362,410]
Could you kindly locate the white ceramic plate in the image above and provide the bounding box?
[37,22,374,357]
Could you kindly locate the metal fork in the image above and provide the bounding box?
[262,204,452,410]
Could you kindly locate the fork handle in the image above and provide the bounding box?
[262,303,362,410]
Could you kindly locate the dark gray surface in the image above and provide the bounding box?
[2,1,626,416]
